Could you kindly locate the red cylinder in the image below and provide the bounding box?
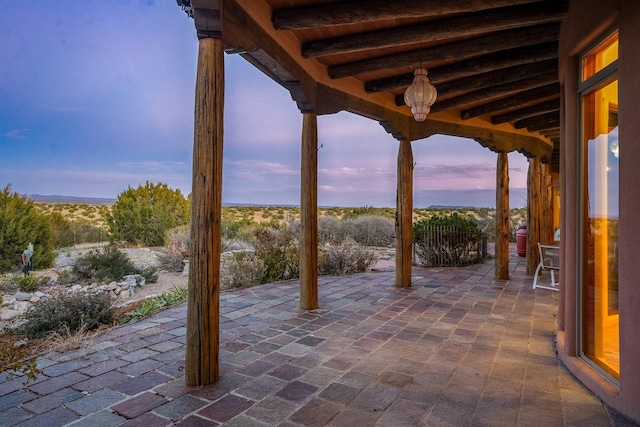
[516,226,527,257]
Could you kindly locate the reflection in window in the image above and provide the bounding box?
[580,32,619,379]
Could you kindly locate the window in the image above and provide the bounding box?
[579,31,619,381]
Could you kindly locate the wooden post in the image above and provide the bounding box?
[395,139,413,287]
[526,157,542,275]
[300,113,318,309]
[495,152,510,280]
[540,163,554,244]
[186,37,223,386]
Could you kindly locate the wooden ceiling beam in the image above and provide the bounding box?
[461,83,560,119]
[543,129,561,136]
[365,42,558,92]
[428,60,557,103]
[525,119,560,132]
[328,22,560,79]
[272,0,544,30]
[429,72,558,113]
[514,111,560,129]
[302,3,566,58]
[491,98,560,124]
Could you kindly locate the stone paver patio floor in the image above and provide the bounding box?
[0,246,636,426]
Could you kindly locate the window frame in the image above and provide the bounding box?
[576,28,620,386]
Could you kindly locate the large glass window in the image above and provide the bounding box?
[579,32,619,380]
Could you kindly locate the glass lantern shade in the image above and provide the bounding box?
[404,68,437,122]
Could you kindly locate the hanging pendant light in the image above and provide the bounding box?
[404,68,437,122]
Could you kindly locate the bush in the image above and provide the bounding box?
[22,291,114,338]
[289,216,343,246]
[140,266,159,283]
[72,245,139,284]
[157,225,190,272]
[107,181,190,246]
[318,216,343,245]
[220,251,264,289]
[413,212,483,267]
[14,276,42,293]
[0,184,55,272]
[49,214,107,248]
[342,215,395,247]
[319,239,377,275]
[252,227,300,283]
[156,249,184,273]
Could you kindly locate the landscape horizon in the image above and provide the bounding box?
[25,188,528,210]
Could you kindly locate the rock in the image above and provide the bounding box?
[13,340,28,348]
[71,284,82,291]
[14,292,32,302]
[120,290,130,299]
[29,295,40,303]
[13,301,32,315]
[0,307,19,321]
[34,292,45,298]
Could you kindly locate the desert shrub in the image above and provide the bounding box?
[22,291,114,338]
[0,184,55,272]
[50,215,107,248]
[413,212,483,267]
[140,266,159,283]
[319,239,377,275]
[252,226,300,283]
[107,181,190,246]
[221,251,264,289]
[318,216,343,245]
[222,218,255,240]
[56,269,76,286]
[156,249,184,272]
[157,225,190,272]
[0,340,40,383]
[166,225,190,254]
[72,245,139,284]
[342,205,375,219]
[342,215,395,247]
[49,211,74,248]
[288,216,343,246]
[14,276,41,292]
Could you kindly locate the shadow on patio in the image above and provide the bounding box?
[0,245,633,426]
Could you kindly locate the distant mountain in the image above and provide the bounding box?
[27,194,116,205]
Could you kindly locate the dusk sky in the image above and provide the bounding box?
[1,1,530,208]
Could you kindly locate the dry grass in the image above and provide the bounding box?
[47,321,101,352]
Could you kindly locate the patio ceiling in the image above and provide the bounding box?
[183,0,565,166]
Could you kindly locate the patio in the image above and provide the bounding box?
[0,246,633,426]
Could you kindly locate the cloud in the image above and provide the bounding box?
[225,160,298,179]
[4,129,29,139]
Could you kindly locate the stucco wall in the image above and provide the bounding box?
[558,0,640,422]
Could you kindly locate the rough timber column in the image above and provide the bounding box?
[540,163,554,244]
[300,113,318,309]
[495,152,510,280]
[186,36,223,386]
[526,157,542,275]
[396,139,413,287]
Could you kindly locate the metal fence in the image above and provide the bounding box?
[413,224,487,267]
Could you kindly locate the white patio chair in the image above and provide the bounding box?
[533,243,560,291]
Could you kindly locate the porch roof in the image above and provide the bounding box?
[181,0,565,167]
